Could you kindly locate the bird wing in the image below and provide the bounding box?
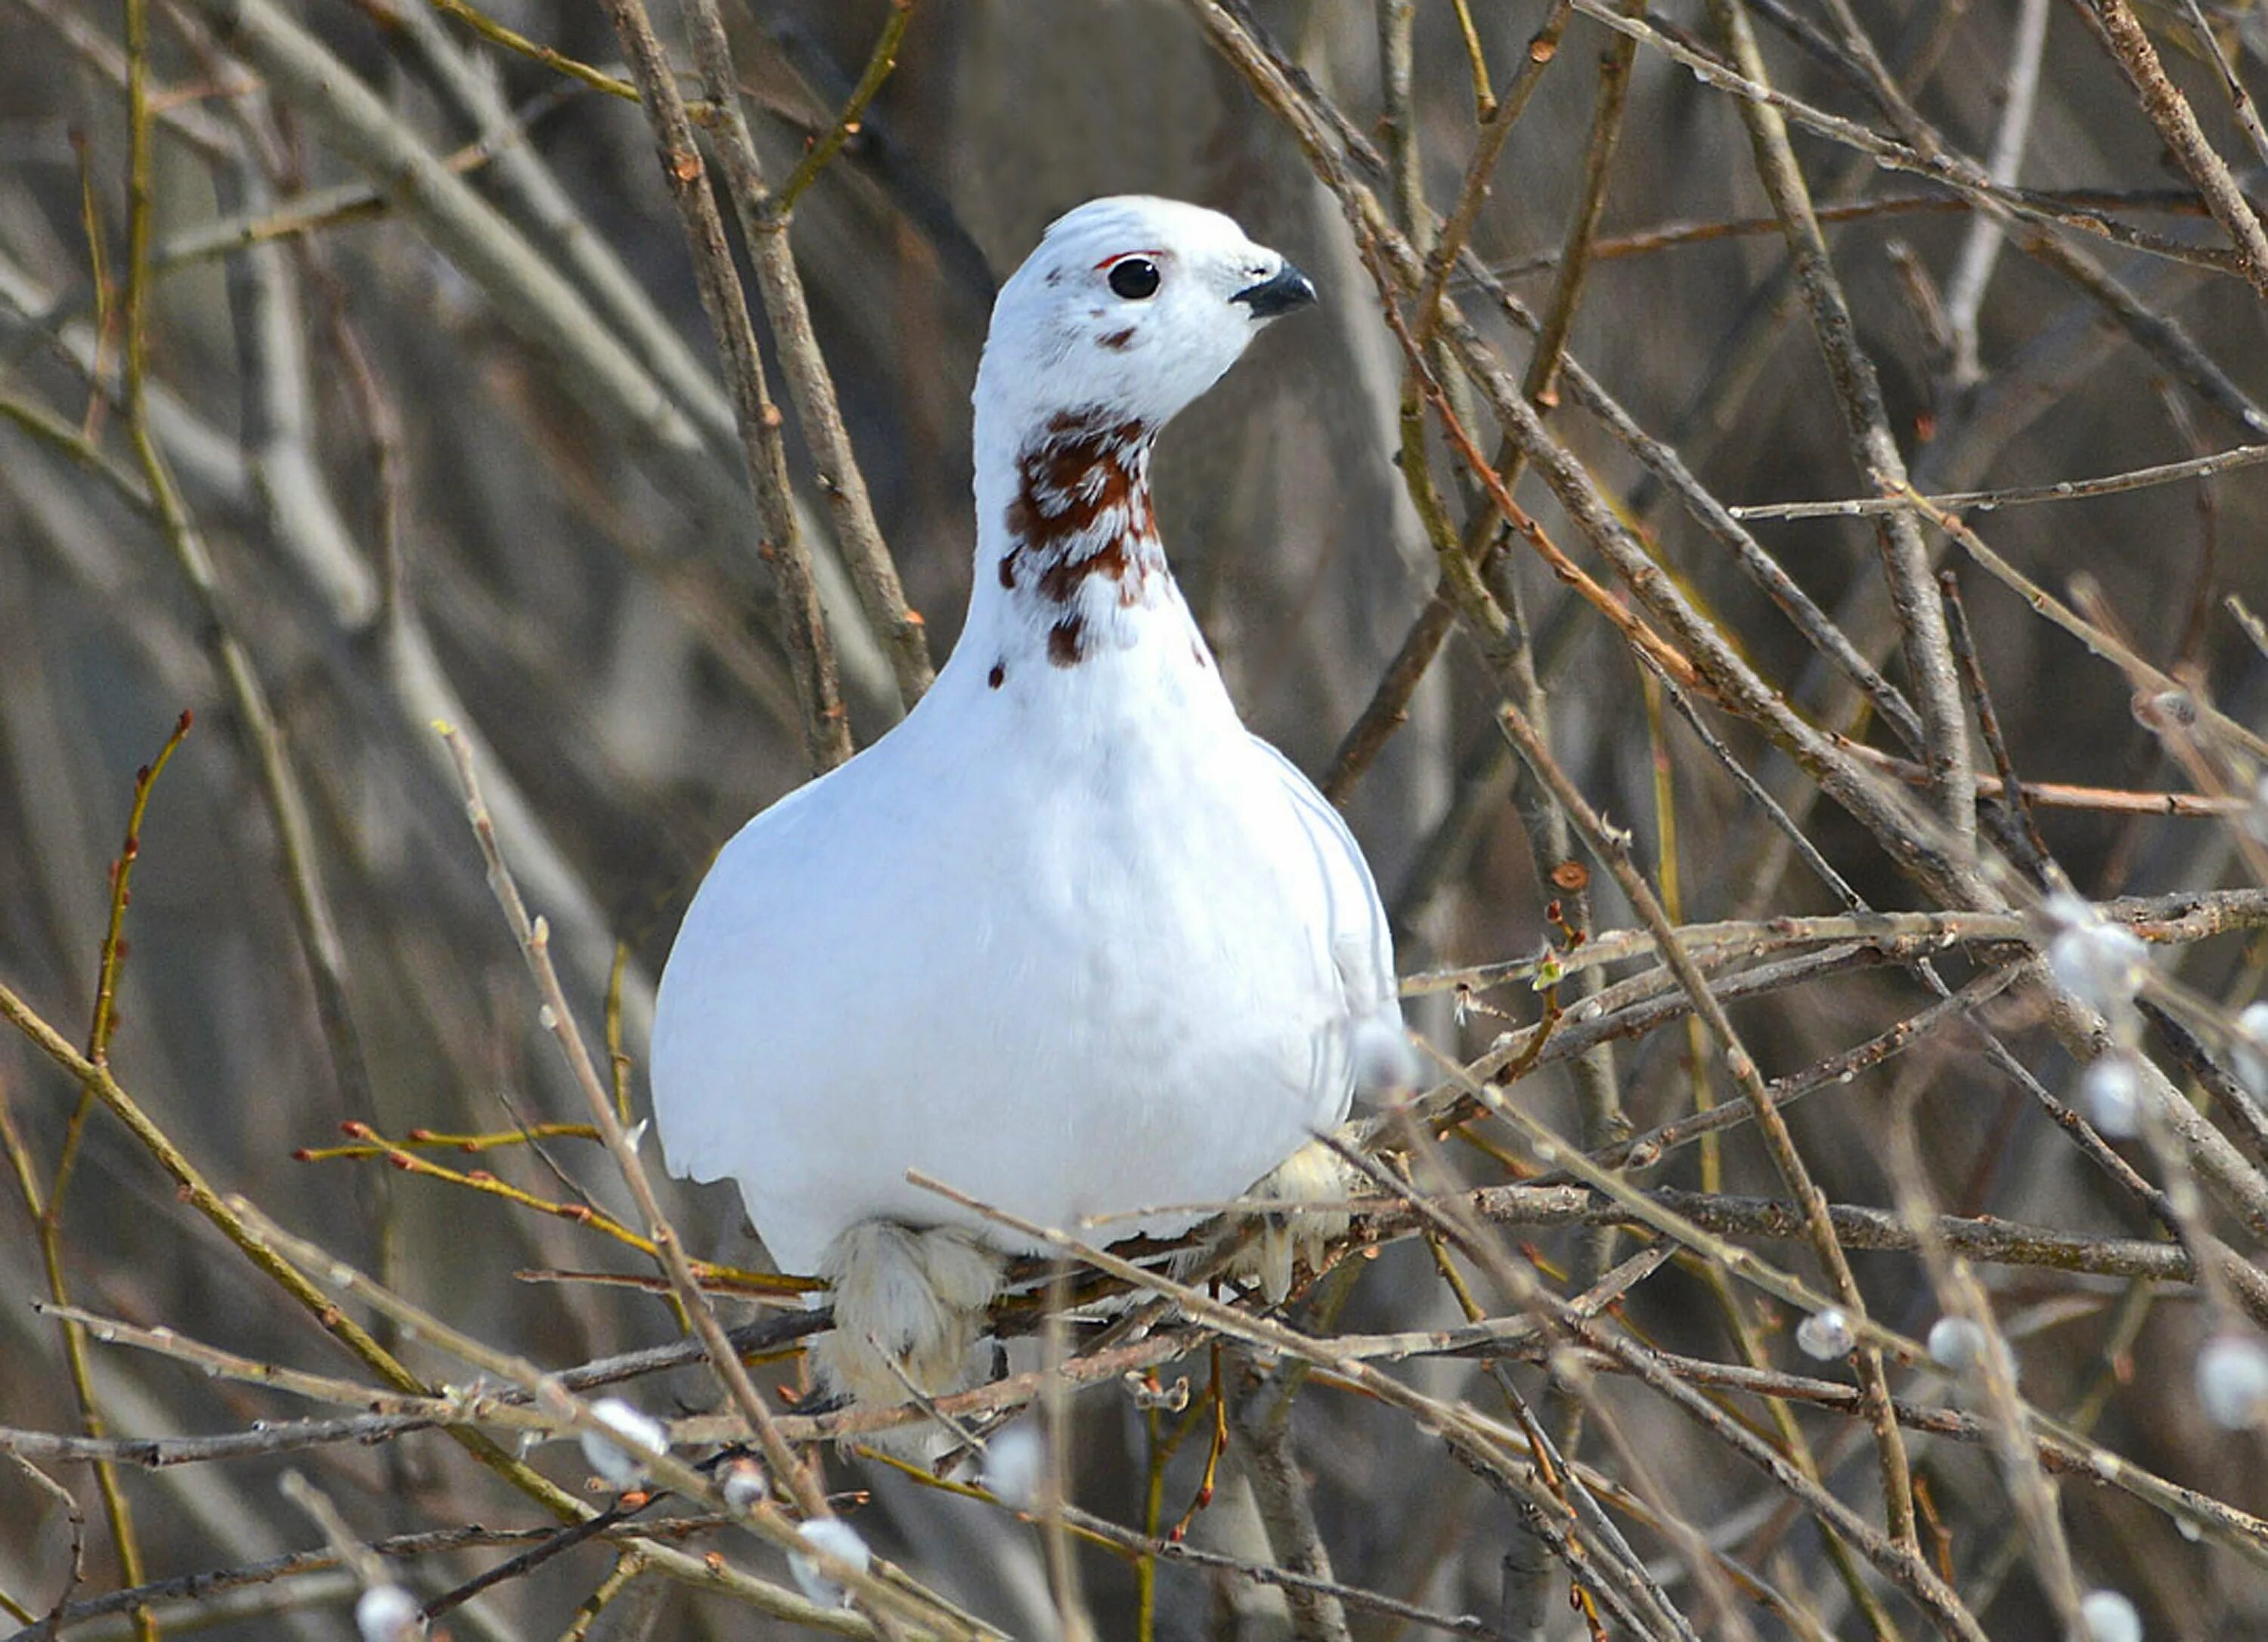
[1247,736,1409,1102]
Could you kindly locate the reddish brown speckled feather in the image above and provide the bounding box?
[997,407,1167,658]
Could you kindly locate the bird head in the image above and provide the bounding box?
[974,196,1316,443]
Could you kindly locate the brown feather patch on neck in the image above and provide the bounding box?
[999,407,1165,665]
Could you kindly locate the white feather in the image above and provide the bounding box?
[650,196,1403,1400]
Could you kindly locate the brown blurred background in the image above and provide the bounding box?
[6,1,2268,1637]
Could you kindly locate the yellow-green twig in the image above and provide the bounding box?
[291,1121,807,1293]
[422,0,637,101]
[768,0,917,218]
[82,711,191,1068]
[294,1119,600,1159]
[0,981,588,1522]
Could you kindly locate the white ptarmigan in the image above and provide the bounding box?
[652,197,1410,1414]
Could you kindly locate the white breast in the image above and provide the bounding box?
[649,628,1396,1278]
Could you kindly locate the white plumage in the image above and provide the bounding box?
[651,197,1408,1411]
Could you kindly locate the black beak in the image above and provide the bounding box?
[1232,262,1317,319]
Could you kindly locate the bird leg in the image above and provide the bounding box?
[810,1222,1005,1426]
[1233,1142,1357,1303]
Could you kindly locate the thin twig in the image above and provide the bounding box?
[1730,441,2268,518]
[1706,0,1972,851]
[440,729,828,1520]
[2081,0,2268,299]
[422,0,639,101]
[1492,697,1920,1547]
[0,983,590,1517]
[769,1,917,217]
[593,0,850,772]
[682,0,932,709]
[1941,0,2050,385]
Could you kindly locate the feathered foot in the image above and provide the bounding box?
[1234,1142,1357,1304]
[809,1222,1003,1451]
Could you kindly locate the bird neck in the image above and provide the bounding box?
[963,405,1190,671]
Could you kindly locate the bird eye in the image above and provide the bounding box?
[1108,258,1161,300]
